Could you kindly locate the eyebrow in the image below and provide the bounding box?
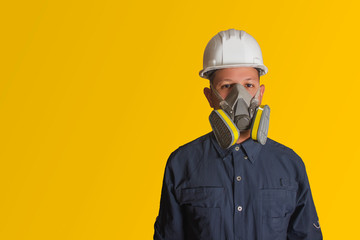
[221,77,255,82]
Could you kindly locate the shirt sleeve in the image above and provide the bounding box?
[287,162,323,240]
[154,158,184,240]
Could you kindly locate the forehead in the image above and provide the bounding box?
[212,67,259,85]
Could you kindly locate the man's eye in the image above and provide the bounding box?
[245,84,254,88]
[221,84,231,89]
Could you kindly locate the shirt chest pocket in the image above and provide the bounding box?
[260,187,297,240]
[261,188,297,217]
[180,187,224,240]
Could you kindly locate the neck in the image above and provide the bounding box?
[236,130,251,144]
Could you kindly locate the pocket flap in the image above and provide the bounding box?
[180,187,224,207]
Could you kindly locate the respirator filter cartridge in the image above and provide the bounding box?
[251,105,270,145]
[209,109,240,149]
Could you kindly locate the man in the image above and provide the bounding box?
[154,29,322,240]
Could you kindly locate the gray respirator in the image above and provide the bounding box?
[209,84,270,149]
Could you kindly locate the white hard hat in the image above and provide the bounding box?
[199,29,268,79]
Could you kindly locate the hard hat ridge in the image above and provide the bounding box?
[218,28,246,40]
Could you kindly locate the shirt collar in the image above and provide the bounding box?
[240,137,263,163]
[210,132,262,163]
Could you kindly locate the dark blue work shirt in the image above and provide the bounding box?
[154,132,322,240]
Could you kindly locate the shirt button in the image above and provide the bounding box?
[236,176,242,181]
[235,146,240,151]
[244,156,248,160]
[237,206,243,212]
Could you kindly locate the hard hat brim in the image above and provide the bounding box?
[199,64,268,79]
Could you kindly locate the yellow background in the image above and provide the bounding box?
[1,0,359,239]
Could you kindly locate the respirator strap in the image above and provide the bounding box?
[248,87,261,117]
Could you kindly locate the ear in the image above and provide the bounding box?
[259,84,265,104]
[203,87,214,108]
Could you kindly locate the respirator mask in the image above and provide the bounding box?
[209,83,270,149]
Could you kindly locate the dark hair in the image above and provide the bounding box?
[208,68,261,85]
